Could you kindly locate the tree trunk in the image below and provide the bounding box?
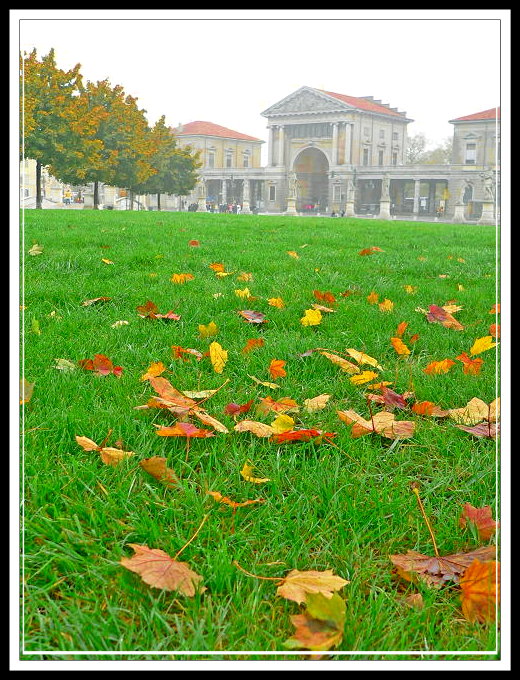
[129,190,134,210]
[157,192,161,211]
[36,160,42,210]
[93,181,99,210]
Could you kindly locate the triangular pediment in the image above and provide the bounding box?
[261,87,353,117]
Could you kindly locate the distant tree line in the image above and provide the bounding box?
[20,48,201,209]
[405,133,453,165]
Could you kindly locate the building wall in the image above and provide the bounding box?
[176,135,262,170]
[451,120,500,166]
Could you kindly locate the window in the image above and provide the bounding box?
[225,152,233,168]
[363,148,369,166]
[379,129,385,139]
[207,150,215,168]
[333,184,341,201]
[465,143,477,165]
[242,151,250,168]
[392,152,398,166]
[392,131,399,141]
[378,150,384,166]
[269,185,276,201]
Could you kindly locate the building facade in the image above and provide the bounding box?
[20,86,500,224]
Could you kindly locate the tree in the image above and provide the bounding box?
[135,116,201,210]
[406,133,453,165]
[405,133,427,164]
[20,48,94,208]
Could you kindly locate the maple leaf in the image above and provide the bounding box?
[198,321,218,339]
[271,429,336,444]
[207,491,265,508]
[78,354,123,377]
[489,303,500,314]
[346,348,383,370]
[425,304,464,330]
[412,401,450,417]
[268,297,285,308]
[120,544,204,595]
[391,337,411,356]
[319,351,360,374]
[154,422,215,438]
[403,284,417,294]
[28,243,44,256]
[378,299,394,312]
[284,592,346,652]
[136,300,181,321]
[277,569,349,605]
[140,456,179,488]
[460,560,500,623]
[234,420,275,437]
[224,399,254,417]
[423,359,456,375]
[81,296,111,306]
[367,291,379,305]
[172,345,204,361]
[270,414,295,434]
[367,387,410,411]
[303,394,331,413]
[395,321,408,338]
[238,310,268,324]
[53,358,77,372]
[75,435,134,466]
[300,309,322,326]
[188,239,200,246]
[170,273,195,284]
[390,545,496,587]
[459,503,499,541]
[248,374,280,389]
[269,359,287,379]
[240,462,270,484]
[237,272,253,282]
[469,336,497,356]
[448,397,498,425]
[349,370,378,386]
[20,378,35,404]
[337,409,415,440]
[287,250,299,258]
[313,290,336,304]
[257,396,300,415]
[456,352,484,375]
[489,323,500,339]
[455,422,499,439]
[242,338,265,353]
[234,287,253,299]
[209,262,226,273]
[209,341,228,374]
[140,361,166,381]
[359,246,383,255]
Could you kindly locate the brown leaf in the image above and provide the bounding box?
[459,503,499,541]
[120,544,204,595]
[455,422,499,439]
[140,456,179,488]
[425,304,464,330]
[234,420,275,438]
[390,545,496,586]
[154,422,215,438]
[81,296,111,306]
[20,378,35,404]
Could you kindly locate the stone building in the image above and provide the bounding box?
[20,86,500,224]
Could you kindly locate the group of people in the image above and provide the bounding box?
[330,210,346,218]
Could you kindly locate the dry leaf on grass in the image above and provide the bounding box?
[277,569,349,604]
[460,559,500,623]
[459,503,499,541]
[140,456,179,488]
[284,592,346,652]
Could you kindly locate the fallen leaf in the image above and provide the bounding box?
[300,309,322,326]
[140,361,166,381]
[359,246,383,256]
[111,320,129,328]
[270,414,295,434]
[28,243,43,256]
[303,394,331,413]
[256,396,300,415]
[101,258,114,265]
[234,287,253,299]
[459,503,499,541]
[284,592,346,652]
[489,323,500,339]
[271,429,336,444]
[423,359,456,375]
[391,337,411,356]
[403,285,417,294]
[469,336,497,356]
[78,354,123,377]
[154,422,215,438]
[349,370,378,386]
[191,410,229,434]
[81,296,111,306]
[268,297,285,308]
[188,239,200,246]
[20,378,34,404]
[367,386,410,411]
[139,456,179,488]
[120,544,204,595]
[238,310,268,324]
[136,300,180,320]
[313,290,336,304]
[346,348,383,370]
[224,399,254,417]
[489,303,500,314]
[207,491,265,508]
[460,560,500,623]
[277,569,349,605]
[448,397,495,425]
[247,374,280,389]
[237,272,253,281]
[455,422,499,439]
[319,351,360,374]
[172,346,204,362]
[234,420,275,437]
[367,291,379,305]
[209,262,226,273]
[396,321,408,338]
[269,359,287,379]
[170,273,195,284]
[456,352,484,375]
[390,545,496,587]
[75,435,134,466]
[240,462,270,484]
[311,303,335,313]
[412,401,450,417]
[425,304,464,331]
[242,338,265,353]
[378,299,394,312]
[53,358,77,372]
[209,341,228,374]
[338,409,415,439]
[404,593,424,610]
[287,250,299,258]
[198,321,218,339]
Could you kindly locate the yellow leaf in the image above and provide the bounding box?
[268,297,285,308]
[101,258,114,265]
[235,287,252,299]
[215,271,236,278]
[378,299,394,312]
[140,361,166,381]
[448,397,494,425]
[350,371,378,386]
[240,462,270,484]
[300,309,322,326]
[319,352,360,374]
[287,251,299,258]
[271,414,295,434]
[28,243,43,256]
[470,336,497,356]
[248,374,280,389]
[198,321,218,338]
[237,272,253,281]
[171,273,195,284]
[346,348,383,370]
[367,291,379,305]
[403,285,417,294]
[234,420,275,437]
[303,394,331,413]
[209,341,227,374]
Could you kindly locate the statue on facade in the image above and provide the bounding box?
[480,171,495,201]
[288,171,299,199]
[346,177,355,202]
[380,174,390,201]
[197,178,206,198]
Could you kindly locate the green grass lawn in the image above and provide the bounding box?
[20,209,500,661]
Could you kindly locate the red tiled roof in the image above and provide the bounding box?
[450,107,500,122]
[172,121,262,142]
[319,89,407,118]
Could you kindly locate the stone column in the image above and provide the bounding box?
[221,179,227,206]
[452,203,466,223]
[278,125,285,166]
[242,179,251,214]
[332,123,338,165]
[343,123,352,165]
[478,202,495,225]
[197,179,206,211]
[413,179,421,218]
[267,126,275,166]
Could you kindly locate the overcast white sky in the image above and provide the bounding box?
[13,9,509,165]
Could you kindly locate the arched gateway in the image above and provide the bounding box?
[293,147,330,213]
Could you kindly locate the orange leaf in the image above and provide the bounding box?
[456,352,484,375]
[140,361,166,381]
[20,378,35,404]
[154,422,215,438]
[269,359,287,379]
[287,250,299,259]
[426,304,464,330]
[120,544,204,595]
[489,323,500,338]
[78,354,123,377]
[140,456,179,488]
[412,401,450,417]
[172,345,204,361]
[378,299,394,312]
[460,560,499,623]
[489,303,500,314]
[256,396,299,415]
[459,503,499,541]
[81,296,111,306]
[367,291,379,305]
[395,321,408,338]
[209,262,226,272]
[188,239,200,246]
[268,297,285,308]
[390,337,411,356]
[313,290,336,304]
[423,359,456,375]
[242,338,265,353]
[271,429,336,444]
